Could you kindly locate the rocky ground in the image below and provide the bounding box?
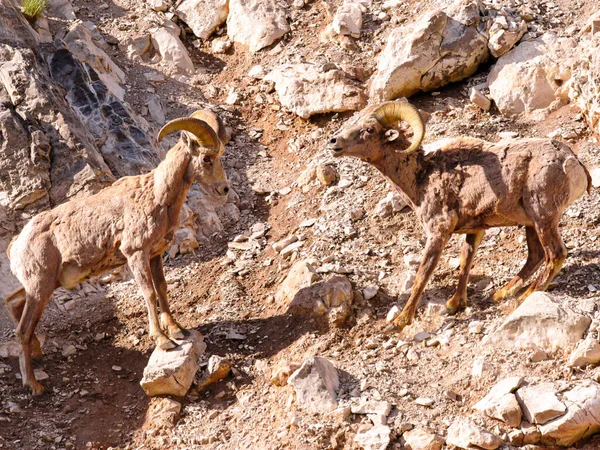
[2,0,600,449]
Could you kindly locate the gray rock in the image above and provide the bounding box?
[227,0,289,53]
[288,356,339,413]
[483,292,591,354]
[539,380,600,446]
[140,330,206,397]
[469,87,491,111]
[369,0,489,101]
[446,418,502,450]
[516,382,566,425]
[265,63,366,119]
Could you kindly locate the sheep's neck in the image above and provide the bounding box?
[154,145,193,213]
[371,149,422,209]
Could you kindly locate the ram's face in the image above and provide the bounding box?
[327,114,390,163]
[184,133,229,198]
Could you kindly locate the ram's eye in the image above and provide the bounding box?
[366,127,374,134]
[203,156,212,164]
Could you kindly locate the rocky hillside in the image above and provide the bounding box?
[1,0,600,448]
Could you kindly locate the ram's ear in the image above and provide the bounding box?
[385,129,400,142]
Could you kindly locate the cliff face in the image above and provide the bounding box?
[0,0,159,295]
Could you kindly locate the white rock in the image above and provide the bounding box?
[483,292,591,354]
[568,337,600,368]
[354,425,391,450]
[288,356,339,413]
[386,305,401,322]
[351,400,392,416]
[248,65,265,79]
[211,39,232,54]
[150,0,169,12]
[140,330,206,397]
[402,427,444,450]
[275,259,320,306]
[446,418,503,450]
[488,33,573,118]
[331,0,367,37]
[469,87,491,111]
[516,382,566,425]
[175,0,228,39]
[226,0,290,53]
[265,63,366,119]
[474,376,523,412]
[374,191,406,217]
[487,15,527,58]
[147,94,165,125]
[569,29,600,136]
[272,235,298,252]
[151,27,195,75]
[415,397,434,407]
[538,380,600,446]
[369,0,489,101]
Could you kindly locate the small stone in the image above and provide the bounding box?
[568,337,600,368]
[316,164,338,186]
[469,87,491,111]
[351,400,392,417]
[270,360,301,386]
[288,356,339,413]
[403,427,444,450]
[272,235,298,252]
[386,305,400,322]
[112,365,122,372]
[413,331,430,342]
[62,344,77,357]
[196,355,231,391]
[469,321,485,334]
[446,418,503,450]
[363,285,379,300]
[414,397,434,407]
[354,425,391,450]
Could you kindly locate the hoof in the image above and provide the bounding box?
[441,306,459,316]
[157,337,177,351]
[383,324,401,335]
[28,380,45,396]
[169,328,186,340]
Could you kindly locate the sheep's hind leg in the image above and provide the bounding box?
[5,288,43,358]
[387,233,450,333]
[128,252,176,350]
[514,222,566,306]
[17,292,52,396]
[492,226,544,302]
[445,231,484,314]
[151,255,185,340]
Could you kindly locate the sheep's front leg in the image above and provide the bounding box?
[128,252,175,350]
[388,233,450,333]
[150,255,185,340]
[445,231,484,314]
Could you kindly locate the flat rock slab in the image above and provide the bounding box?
[140,330,206,397]
[483,292,591,354]
[539,380,600,446]
[516,382,566,425]
[288,356,339,413]
[474,376,523,427]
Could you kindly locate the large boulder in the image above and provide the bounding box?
[175,0,228,40]
[369,0,489,101]
[265,63,366,118]
[488,33,574,118]
[226,0,290,53]
[483,292,591,354]
[288,356,339,413]
[539,380,600,446]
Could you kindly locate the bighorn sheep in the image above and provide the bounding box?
[328,100,591,333]
[4,110,229,395]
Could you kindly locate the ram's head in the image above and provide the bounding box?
[327,100,425,163]
[158,110,229,198]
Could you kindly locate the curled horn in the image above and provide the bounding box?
[190,110,227,154]
[373,100,425,154]
[157,118,219,149]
